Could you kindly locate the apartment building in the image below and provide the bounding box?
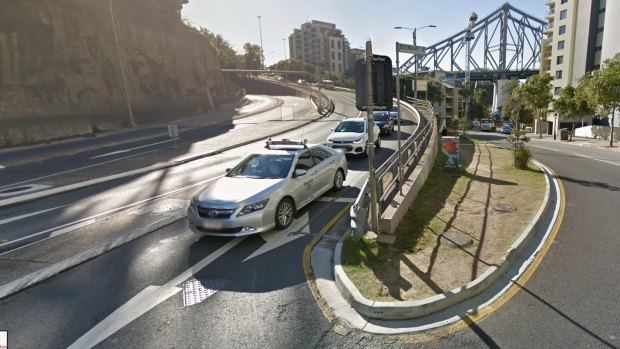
[542,0,620,134]
[289,20,350,75]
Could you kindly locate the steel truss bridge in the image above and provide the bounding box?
[400,3,546,81]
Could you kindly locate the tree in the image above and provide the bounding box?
[579,53,620,147]
[553,85,594,141]
[502,77,533,131]
[518,74,553,139]
[470,88,490,120]
[426,81,445,106]
[242,43,264,70]
[199,29,240,69]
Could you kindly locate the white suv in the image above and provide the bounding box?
[326,118,381,155]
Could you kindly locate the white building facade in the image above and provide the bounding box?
[542,0,620,134]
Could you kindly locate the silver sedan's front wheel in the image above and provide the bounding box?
[275,198,294,229]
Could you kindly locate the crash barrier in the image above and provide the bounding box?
[253,76,334,115]
[350,100,436,238]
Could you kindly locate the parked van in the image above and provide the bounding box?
[320,79,335,90]
[480,118,496,132]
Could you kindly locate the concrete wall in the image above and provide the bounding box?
[0,0,236,147]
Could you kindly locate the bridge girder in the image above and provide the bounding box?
[400,3,546,77]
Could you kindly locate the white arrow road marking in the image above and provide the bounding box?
[68,237,246,349]
[244,211,311,262]
[90,139,177,160]
[0,205,68,226]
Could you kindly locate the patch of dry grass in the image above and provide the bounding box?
[342,138,545,301]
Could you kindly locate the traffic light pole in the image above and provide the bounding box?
[366,40,379,234]
[395,43,404,196]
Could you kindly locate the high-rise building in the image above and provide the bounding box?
[289,21,350,76]
[542,0,620,133]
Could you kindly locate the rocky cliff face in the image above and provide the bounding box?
[0,0,235,146]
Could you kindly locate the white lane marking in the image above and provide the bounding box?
[0,164,5,169]
[0,175,223,256]
[0,147,164,191]
[90,139,177,159]
[0,184,51,198]
[531,144,620,168]
[68,237,246,349]
[0,205,68,226]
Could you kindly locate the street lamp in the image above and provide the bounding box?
[553,113,558,140]
[109,0,135,127]
[257,16,264,68]
[394,25,436,102]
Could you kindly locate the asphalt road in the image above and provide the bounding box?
[0,89,421,348]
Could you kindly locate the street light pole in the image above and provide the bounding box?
[394,25,436,104]
[257,16,264,68]
[283,38,287,61]
[109,0,135,127]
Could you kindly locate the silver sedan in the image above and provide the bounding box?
[187,140,348,237]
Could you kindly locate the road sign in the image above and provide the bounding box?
[354,55,393,111]
[396,43,426,56]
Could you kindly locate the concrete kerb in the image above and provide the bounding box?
[333,155,555,320]
[0,211,187,299]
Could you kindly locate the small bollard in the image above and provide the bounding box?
[167,124,179,148]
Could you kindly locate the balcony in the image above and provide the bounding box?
[546,9,555,18]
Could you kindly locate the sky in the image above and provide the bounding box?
[181,0,547,68]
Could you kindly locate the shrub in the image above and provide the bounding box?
[513,142,532,169]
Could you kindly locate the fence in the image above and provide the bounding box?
[350,100,436,238]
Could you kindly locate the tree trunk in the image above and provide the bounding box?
[571,116,576,142]
[538,112,542,139]
[611,108,616,147]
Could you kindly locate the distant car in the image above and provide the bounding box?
[326,117,381,156]
[187,140,348,237]
[372,111,394,135]
[480,118,496,132]
[501,124,512,134]
[470,120,480,129]
[388,105,399,120]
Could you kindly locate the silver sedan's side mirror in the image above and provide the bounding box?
[225,168,232,173]
[294,169,308,178]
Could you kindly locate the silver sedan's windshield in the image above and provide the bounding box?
[227,154,294,179]
[334,121,364,133]
[373,112,389,121]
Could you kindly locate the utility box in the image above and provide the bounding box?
[560,128,569,140]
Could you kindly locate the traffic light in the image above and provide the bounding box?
[355,55,393,111]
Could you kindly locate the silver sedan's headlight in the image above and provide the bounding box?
[353,136,364,143]
[237,198,270,216]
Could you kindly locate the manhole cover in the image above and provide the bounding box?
[493,203,515,212]
[182,278,230,307]
[441,231,473,247]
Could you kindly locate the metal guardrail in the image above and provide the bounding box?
[350,100,436,239]
[253,76,333,113]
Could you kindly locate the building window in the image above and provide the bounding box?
[337,41,341,49]
[331,63,335,71]
[554,87,561,95]
[339,63,342,72]
[559,25,566,35]
[561,0,568,4]
[331,51,335,60]
[558,40,565,50]
[560,10,567,19]
[330,40,334,48]
[557,55,564,64]
[337,52,341,60]
[555,70,563,79]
